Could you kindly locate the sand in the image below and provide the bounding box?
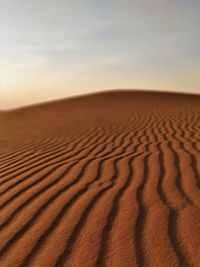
[0,90,200,267]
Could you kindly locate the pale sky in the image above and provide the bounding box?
[1,0,200,109]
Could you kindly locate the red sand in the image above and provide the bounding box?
[0,91,200,267]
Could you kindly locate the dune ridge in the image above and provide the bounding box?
[0,91,200,267]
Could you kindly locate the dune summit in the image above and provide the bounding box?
[0,91,200,267]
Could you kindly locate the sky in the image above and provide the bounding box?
[0,0,200,109]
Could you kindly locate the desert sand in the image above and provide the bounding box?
[0,91,200,267]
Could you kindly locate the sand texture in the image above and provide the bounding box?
[0,91,200,267]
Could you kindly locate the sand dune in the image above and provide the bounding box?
[0,91,200,267]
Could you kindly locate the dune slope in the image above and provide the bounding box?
[0,91,200,267]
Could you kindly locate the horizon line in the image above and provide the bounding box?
[1,88,200,112]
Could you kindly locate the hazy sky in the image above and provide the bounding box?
[1,0,200,109]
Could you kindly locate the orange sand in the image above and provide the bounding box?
[0,91,200,267]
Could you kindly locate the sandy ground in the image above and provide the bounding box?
[0,91,200,267]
